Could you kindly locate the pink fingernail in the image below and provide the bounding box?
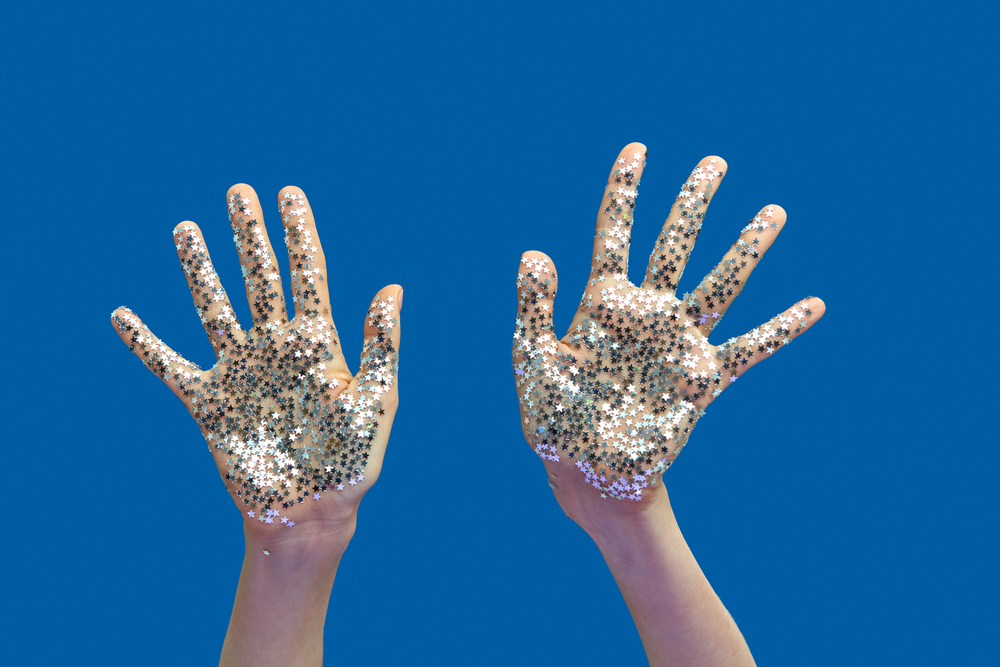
[398,289,403,313]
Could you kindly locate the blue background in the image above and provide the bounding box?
[2,1,996,665]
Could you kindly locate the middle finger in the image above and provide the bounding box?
[640,156,727,293]
[227,184,289,326]
[278,186,333,325]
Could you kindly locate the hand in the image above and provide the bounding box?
[512,143,824,520]
[112,185,402,545]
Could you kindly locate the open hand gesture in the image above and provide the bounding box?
[512,143,824,506]
[112,185,402,540]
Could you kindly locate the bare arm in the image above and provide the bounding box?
[587,490,755,666]
[112,184,402,665]
[512,142,824,665]
[220,527,353,667]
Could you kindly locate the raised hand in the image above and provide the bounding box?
[112,185,402,540]
[512,143,824,505]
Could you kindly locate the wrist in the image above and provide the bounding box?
[244,516,356,560]
[222,517,350,667]
[577,485,756,667]
[579,487,679,555]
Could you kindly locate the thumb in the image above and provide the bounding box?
[513,250,559,371]
[355,284,403,411]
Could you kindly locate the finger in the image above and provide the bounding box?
[173,221,243,358]
[688,205,787,336]
[110,306,204,406]
[278,187,333,324]
[227,184,289,327]
[513,251,559,377]
[354,284,403,413]
[324,285,401,490]
[715,296,826,394]
[641,156,727,292]
[590,143,647,279]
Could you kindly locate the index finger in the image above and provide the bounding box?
[589,143,647,280]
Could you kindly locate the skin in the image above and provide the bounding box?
[112,184,402,666]
[110,147,822,666]
[220,527,352,667]
[512,142,825,666]
[563,480,758,666]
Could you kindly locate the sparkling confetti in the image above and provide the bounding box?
[512,145,823,501]
[112,186,400,526]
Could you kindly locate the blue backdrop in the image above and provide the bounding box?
[2,1,996,665]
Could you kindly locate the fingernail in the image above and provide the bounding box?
[398,289,403,313]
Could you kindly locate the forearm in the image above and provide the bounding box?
[219,526,353,667]
[587,493,755,667]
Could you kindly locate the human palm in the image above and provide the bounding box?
[112,185,401,536]
[513,143,824,502]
